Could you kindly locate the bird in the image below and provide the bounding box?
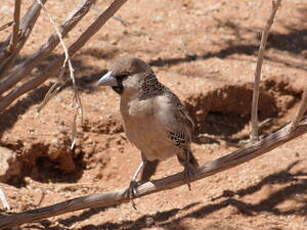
[97,57,199,207]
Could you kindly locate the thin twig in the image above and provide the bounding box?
[35,0,73,73]
[290,86,307,131]
[92,5,130,25]
[34,0,83,149]
[8,0,22,53]
[37,82,62,113]
[250,0,282,141]
[0,21,14,32]
[0,117,306,228]
[0,0,48,79]
[0,0,95,96]
[0,0,128,113]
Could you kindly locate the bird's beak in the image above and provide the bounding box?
[97,71,118,86]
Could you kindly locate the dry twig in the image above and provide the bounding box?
[0,117,306,228]
[34,0,83,149]
[0,2,22,205]
[0,0,128,113]
[0,0,48,78]
[0,0,95,98]
[92,5,130,25]
[250,0,282,141]
[0,21,14,32]
[8,0,22,53]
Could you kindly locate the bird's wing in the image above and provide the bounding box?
[161,90,199,167]
[161,89,195,148]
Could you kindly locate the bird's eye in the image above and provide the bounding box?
[117,73,129,80]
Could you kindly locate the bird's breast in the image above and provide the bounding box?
[120,98,177,161]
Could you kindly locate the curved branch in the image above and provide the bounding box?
[250,0,282,141]
[0,117,306,229]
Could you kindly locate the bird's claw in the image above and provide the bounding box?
[183,165,195,191]
[124,180,139,210]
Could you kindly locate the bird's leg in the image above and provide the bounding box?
[178,150,196,191]
[125,160,147,209]
[183,162,194,191]
[140,159,159,183]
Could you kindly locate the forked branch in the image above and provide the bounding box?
[0,0,95,96]
[0,0,48,78]
[0,0,128,112]
[250,0,282,141]
[0,117,306,229]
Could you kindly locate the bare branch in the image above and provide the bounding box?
[37,82,61,113]
[0,0,95,95]
[0,62,61,112]
[0,0,128,113]
[0,188,10,211]
[290,86,307,131]
[66,0,128,56]
[0,0,48,78]
[8,0,22,53]
[0,21,13,32]
[92,5,130,26]
[0,117,306,228]
[250,0,282,141]
[34,0,83,148]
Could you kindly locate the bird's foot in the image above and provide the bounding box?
[124,180,139,210]
[183,164,195,191]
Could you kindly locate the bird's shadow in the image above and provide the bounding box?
[30,160,306,230]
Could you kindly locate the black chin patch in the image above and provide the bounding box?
[112,85,123,94]
[110,76,125,94]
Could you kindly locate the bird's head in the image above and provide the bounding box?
[97,57,153,95]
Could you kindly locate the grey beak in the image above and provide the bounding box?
[97,71,118,86]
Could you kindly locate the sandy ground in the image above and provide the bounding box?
[0,0,306,229]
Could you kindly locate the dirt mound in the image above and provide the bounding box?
[186,76,304,136]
